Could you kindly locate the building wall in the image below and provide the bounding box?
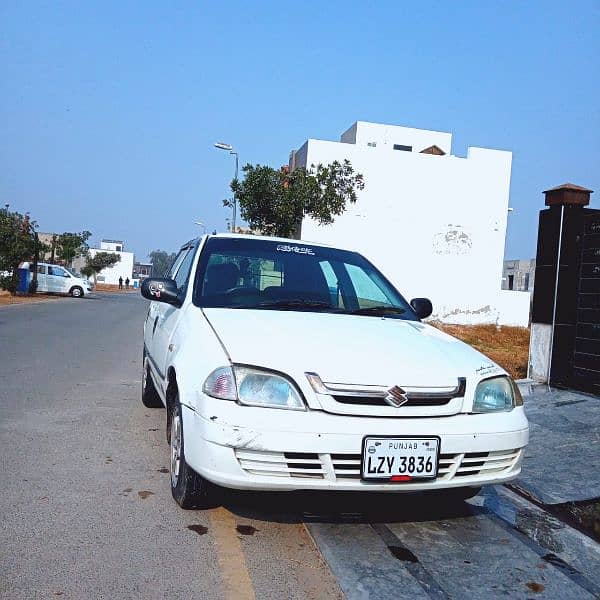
[340,121,453,154]
[295,121,530,326]
[100,240,124,252]
[72,248,134,285]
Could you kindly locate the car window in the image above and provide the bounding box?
[344,263,396,308]
[29,264,46,274]
[167,249,188,279]
[193,237,416,319]
[172,247,196,292]
[48,266,69,277]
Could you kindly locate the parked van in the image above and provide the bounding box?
[21,262,93,297]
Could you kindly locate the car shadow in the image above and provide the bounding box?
[218,487,475,524]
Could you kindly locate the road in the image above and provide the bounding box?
[1,293,599,599]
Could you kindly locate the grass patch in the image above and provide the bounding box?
[431,322,530,380]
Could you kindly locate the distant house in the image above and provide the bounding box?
[133,261,153,279]
[502,259,536,293]
[72,238,134,285]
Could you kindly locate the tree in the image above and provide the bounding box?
[81,252,121,284]
[55,231,91,266]
[229,160,365,238]
[148,250,177,277]
[0,207,46,295]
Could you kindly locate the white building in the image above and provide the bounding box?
[291,121,530,326]
[73,239,134,285]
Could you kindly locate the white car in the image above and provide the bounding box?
[21,262,93,297]
[141,234,528,509]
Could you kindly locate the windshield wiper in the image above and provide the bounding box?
[350,305,405,315]
[254,299,334,311]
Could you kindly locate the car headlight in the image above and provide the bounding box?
[473,376,523,413]
[203,366,305,410]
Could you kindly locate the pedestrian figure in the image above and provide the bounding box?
[118,276,123,290]
[125,277,130,290]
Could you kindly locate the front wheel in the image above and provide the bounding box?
[70,286,83,298]
[141,355,163,408]
[169,398,219,509]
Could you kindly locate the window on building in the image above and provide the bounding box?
[115,245,122,252]
[393,144,412,152]
[367,142,377,147]
[524,273,530,291]
[508,275,514,290]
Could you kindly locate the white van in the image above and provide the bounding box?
[21,262,94,297]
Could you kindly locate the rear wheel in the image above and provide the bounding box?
[141,354,163,408]
[70,286,83,298]
[169,397,219,509]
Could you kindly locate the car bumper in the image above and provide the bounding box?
[182,396,529,492]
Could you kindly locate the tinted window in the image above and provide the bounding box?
[193,238,417,319]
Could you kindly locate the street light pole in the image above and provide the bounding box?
[214,142,238,232]
[231,151,238,231]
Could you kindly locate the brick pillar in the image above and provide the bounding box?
[529,183,599,393]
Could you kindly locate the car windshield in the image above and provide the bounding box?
[193,237,417,319]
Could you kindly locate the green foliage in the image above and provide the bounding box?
[0,207,42,294]
[83,251,121,282]
[148,250,177,277]
[55,231,91,265]
[229,160,365,238]
[80,265,94,278]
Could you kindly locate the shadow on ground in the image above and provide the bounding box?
[218,487,474,524]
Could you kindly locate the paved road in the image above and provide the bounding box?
[0,294,340,599]
[1,293,599,599]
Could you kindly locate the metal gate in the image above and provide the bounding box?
[572,212,600,393]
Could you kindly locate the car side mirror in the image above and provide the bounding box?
[141,278,181,306]
[410,297,433,319]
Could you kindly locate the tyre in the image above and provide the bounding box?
[70,286,83,298]
[141,354,163,408]
[169,397,219,509]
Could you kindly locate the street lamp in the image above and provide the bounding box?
[194,221,207,234]
[214,142,239,231]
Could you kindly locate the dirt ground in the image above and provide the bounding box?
[0,291,61,306]
[94,283,138,293]
[432,322,530,379]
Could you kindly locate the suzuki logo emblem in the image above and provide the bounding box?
[385,385,409,407]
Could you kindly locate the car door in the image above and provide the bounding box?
[148,244,198,388]
[30,264,48,292]
[46,266,64,293]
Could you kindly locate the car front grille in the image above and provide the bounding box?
[331,395,452,407]
[234,448,522,483]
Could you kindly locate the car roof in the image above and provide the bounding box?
[191,233,338,250]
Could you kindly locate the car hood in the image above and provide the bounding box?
[202,308,501,387]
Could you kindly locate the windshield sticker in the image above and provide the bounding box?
[276,244,315,255]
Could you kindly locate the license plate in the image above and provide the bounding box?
[361,436,440,480]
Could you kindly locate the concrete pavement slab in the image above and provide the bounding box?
[517,390,600,504]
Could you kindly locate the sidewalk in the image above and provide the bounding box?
[516,389,600,505]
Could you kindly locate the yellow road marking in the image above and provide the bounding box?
[208,507,256,600]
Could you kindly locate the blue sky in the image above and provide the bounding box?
[1,1,598,261]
